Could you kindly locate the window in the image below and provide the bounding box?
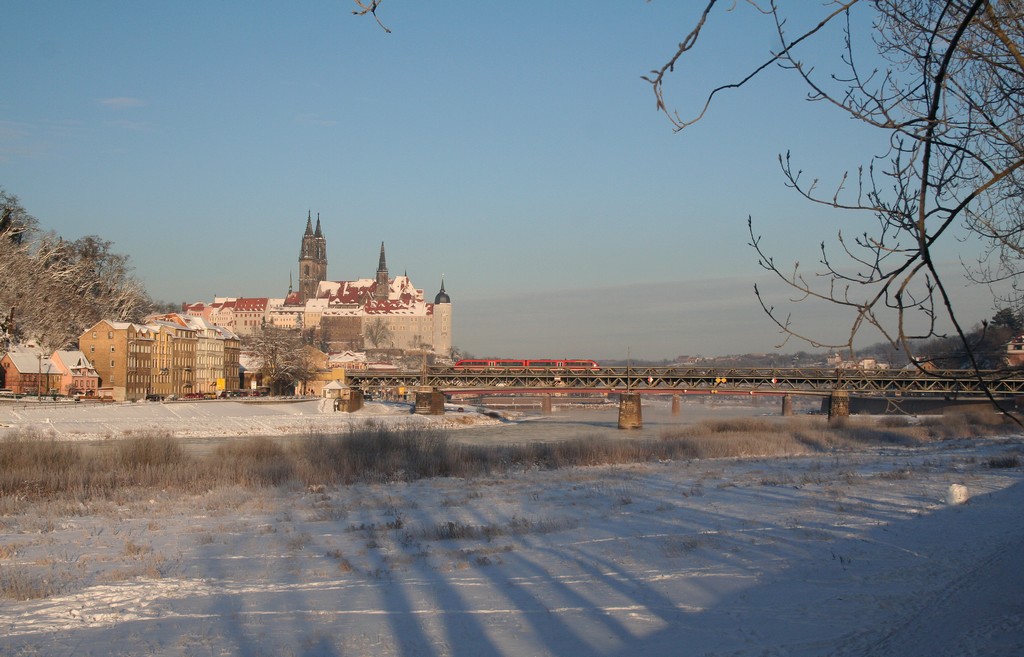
[110,346,115,353]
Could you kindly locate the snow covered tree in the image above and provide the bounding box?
[0,188,36,245]
[0,190,35,349]
[0,190,151,350]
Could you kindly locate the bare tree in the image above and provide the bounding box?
[645,1,1024,385]
[363,317,393,349]
[246,325,318,395]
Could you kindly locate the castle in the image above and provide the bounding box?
[185,213,452,356]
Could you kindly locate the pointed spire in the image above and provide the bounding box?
[434,274,451,304]
[288,271,293,295]
[314,213,323,238]
[375,242,389,301]
[304,210,313,236]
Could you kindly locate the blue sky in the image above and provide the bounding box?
[0,2,996,359]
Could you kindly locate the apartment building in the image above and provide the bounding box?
[78,320,155,401]
[146,314,240,395]
[79,315,240,400]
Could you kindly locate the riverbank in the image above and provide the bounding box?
[0,398,504,441]
[3,401,1023,656]
[1,430,1022,656]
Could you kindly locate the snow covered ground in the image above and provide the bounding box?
[0,398,504,442]
[1,402,1023,656]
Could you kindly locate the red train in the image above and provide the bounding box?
[453,359,600,371]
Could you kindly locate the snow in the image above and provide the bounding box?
[1,403,1023,656]
[0,399,503,441]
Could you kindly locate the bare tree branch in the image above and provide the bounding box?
[660,2,1024,408]
[352,0,391,33]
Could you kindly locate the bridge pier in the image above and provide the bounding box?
[618,392,643,429]
[827,390,850,421]
[671,394,680,416]
[541,395,553,415]
[781,394,793,417]
[414,387,446,415]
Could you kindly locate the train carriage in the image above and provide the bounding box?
[453,359,599,371]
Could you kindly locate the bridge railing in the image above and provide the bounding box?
[344,366,1024,397]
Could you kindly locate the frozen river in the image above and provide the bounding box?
[448,397,792,444]
[169,397,793,454]
[1,394,803,452]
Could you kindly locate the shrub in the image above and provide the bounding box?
[987,453,1021,469]
[214,437,294,487]
[418,516,578,542]
[0,432,84,498]
[116,434,187,469]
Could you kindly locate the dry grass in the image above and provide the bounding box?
[0,432,211,501]
[658,414,1014,458]
[0,564,72,600]
[0,412,1017,602]
[0,414,1016,506]
[417,516,580,542]
[987,453,1022,469]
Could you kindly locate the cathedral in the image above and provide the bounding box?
[298,212,328,303]
[287,213,452,355]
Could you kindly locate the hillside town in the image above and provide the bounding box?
[0,215,453,401]
[4,211,1024,403]
[182,214,452,354]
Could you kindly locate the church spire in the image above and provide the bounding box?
[375,242,389,301]
[299,211,328,304]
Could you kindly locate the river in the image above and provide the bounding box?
[448,396,798,445]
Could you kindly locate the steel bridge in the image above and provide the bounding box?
[347,366,1024,398]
